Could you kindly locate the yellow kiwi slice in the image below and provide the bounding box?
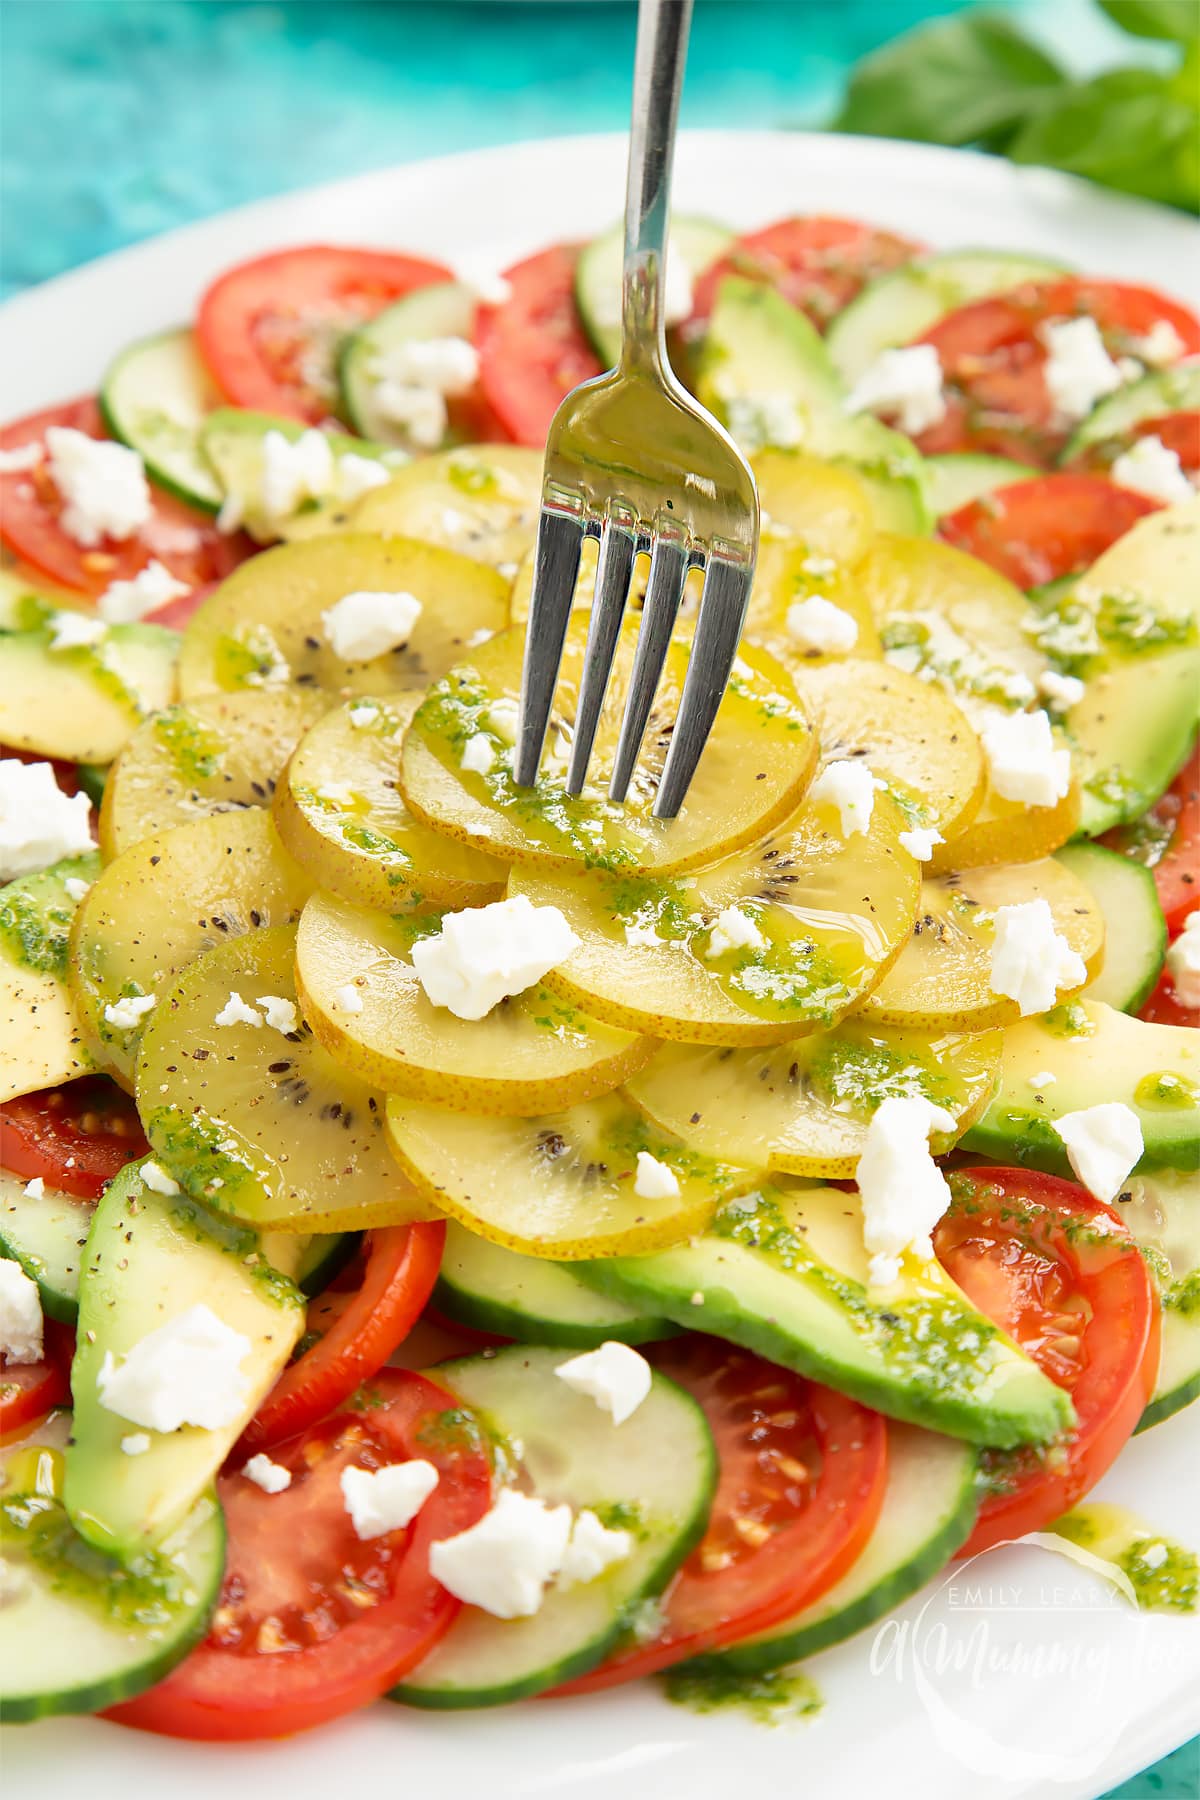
[864,857,1104,1030]
[272,693,507,911]
[741,541,881,673]
[344,445,542,569]
[384,1089,754,1259]
[930,770,1081,873]
[749,450,876,564]
[177,533,508,703]
[510,790,921,1045]
[627,1019,1002,1177]
[400,621,817,876]
[100,687,329,857]
[295,890,654,1116]
[69,809,312,1086]
[136,923,433,1233]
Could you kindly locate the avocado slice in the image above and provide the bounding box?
[198,408,401,544]
[0,622,178,765]
[0,851,100,1104]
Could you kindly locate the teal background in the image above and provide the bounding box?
[0,2,1195,1791]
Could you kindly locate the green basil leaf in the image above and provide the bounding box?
[1009,69,1200,212]
[1097,1,1199,44]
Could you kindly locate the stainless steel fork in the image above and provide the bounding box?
[514,0,759,820]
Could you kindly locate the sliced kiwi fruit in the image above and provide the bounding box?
[931,770,1081,874]
[400,620,817,876]
[741,541,882,673]
[343,445,543,569]
[272,693,508,911]
[749,451,877,565]
[627,1019,1002,1177]
[177,532,509,704]
[295,889,655,1116]
[384,1088,754,1259]
[136,923,434,1234]
[863,857,1103,1029]
[509,789,921,1045]
[69,809,312,1086]
[100,687,329,856]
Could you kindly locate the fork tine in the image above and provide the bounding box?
[652,553,754,820]
[515,509,585,788]
[565,519,638,795]
[607,535,689,803]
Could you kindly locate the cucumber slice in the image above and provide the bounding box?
[575,215,733,366]
[684,1423,978,1677]
[391,1344,715,1707]
[0,622,178,765]
[0,1424,224,1722]
[1057,842,1167,1014]
[1122,1168,1200,1430]
[339,281,476,448]
[827,250,1067,386]
[0,851,100,1106]
[1062,363,1200,465]
[0,1169,91,1321]
[99,327,223,511]
[925,453,1039,517]
[435,1222,676,1347]
[961,998,1199,1174]
[578,1186,1071,1449]
[198,409,403,543]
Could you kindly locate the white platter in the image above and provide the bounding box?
[1,131,1197,1799]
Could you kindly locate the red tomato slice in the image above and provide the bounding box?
[475,244,603,448]
[1139,971,1197,1026]
[915,280,1200,465]
[0,1078,148,1201]
[938,473,1159,588]
[1072,409,1200,477]
[556,1338,887,1693]
[1103,744,1199,935]
[935,1167,1159,1556]
[0,399,251,596]
[196,245,452,424]
[689,215,923,334]
[237,1222,445,1455]
[0,1320,74,1438]
[106,1369,491,1740]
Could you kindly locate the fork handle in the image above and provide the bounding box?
[622,0,693,364]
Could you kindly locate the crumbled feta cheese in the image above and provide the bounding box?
[1038,669,1085,712]
[496,563,518,582]
[103,992,157,1032]
[337,453,390,503]
[63,876,91,903]
[785,595,858,654]
[48,610,107,651]
[242,1453,292,1494]
[634,1151,681,1200]
[348,703,380,729]
[706,905,765,959]
[460,732,496,776]
[140,1159,181,1197]
[341,1459,438,1540]
[430,1487,573,1618]
[726,393,805,453]
[454,259,512,306]
[485,698,520,743]
[383,336,480,396]
[690,1290,706,1306]
[0,442,43,473]
[1140,1540,1170,1570]
[23,1178,45,1199]
[0,758,93,880]
[257,995,298,1035]
[1132,321,1185,367]
[558,1509,633,1587]
[97,559,190,624]
[801,553,837,579]
[855,1096,957,1287]
[1053,1103,1144,1203]
[373,384,448,449]
[121,1433,151,1456]
[624,921,662,949]
[412,894,580,1021]
[845,345,946,436]
[555,1341,652,1425]
[980,709,1071,808]
[322,589,423,661]
[465,626,495,647]
[898,826,944,862]
[1039,318,1124,421]
[809,759,881,837]
[215,990,263,1029]
[989,899,1087,1017]
[333,982,365,1015]
[260,428,335,524]
[0,1259,43,1364]
[1166,911,1200,1008]
[1029,1070,1058,1089]
[44,426,151,546]
[97,1303,252,1432]
[662,251,694,328]
[1111,435,1193,505]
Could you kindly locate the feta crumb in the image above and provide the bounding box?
[624,920,662,949]
[64,876,91,903]
[454,260,512,306]
[48,610,108,651]
[241,1453,292,1493]
[97,1303,252,1432]
[460,732,496,776]
[103,992,156,1031]
[430,1487,572,1618]
[412,894,580,1020]
[726,393,805,453]
[1029,1070,1058,1089]
[845,345,946,436]
[1132,321,1185,367]
[1039,317,1124,421]
[558,1509,633,1587]
[0,758,93,880]
[44,426,151,546]
[381,336,480,396]
[1038,669,1085,712]
[1053,1103,1144,1203]
[855,1096,957,1287]
[496,563,518,582]
[337,453,390,503]
[989,899,1087,1017]
[809,759,882,837]
[465,626,495,647]
[801,553,837,578]
[341,1460,438,1538]
[785,594,858,654]
[0,1258,43,1363]
[1166,911,1200,1009]
[373,384,447,449]
[316,781,356,805]
[634,1151,681,1200]
[662,250,694,328]
[706,904,765,959]
[333,982,365,1015]
[348,703,380,729]
[215,990,263,1029]
[980,709,1071,808]
[97,559,190,624]
[485,698,520,743]
[898,826,944,862]
[1111,435,1193,506]
[121,1433,151,1456]
[1140,1540,1170,1570]
[322,588,423,661]
[257,995,298,1035]
[260,427,335,524]
[555,1341,652,1424]
[23,1177,45,1199]
[140,1160,181,1197]
[690,1290,706,1306]
[0,442,44,474]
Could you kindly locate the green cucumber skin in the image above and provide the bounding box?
[1056,842,1167,1015]
[433,1272,679,1350]
[1138,1361,1200,1434]
[98,328,222,514]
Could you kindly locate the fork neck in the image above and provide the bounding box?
[620,0,694,373]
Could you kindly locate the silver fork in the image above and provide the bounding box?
[514,0,759,820]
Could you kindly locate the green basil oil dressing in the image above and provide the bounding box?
[0,854,99,976]
[1134,1070,1199,1110]
[1053,1504,1198,1615]
[663,1664,823,1727]
[153,709,227,783]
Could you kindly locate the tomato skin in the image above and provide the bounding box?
[689,215,923,334]
[475,244,603,447]
[935,1168,1159,1556]
[0,1079,148,1201]
[1072,409,1200,477]
[938,473,1158,587]
[105,1369,491,1741]
[196,245,451,423]
[1104,745,1199,936]
[556,1338,887,1693]
[0,1320,74,1437]
[237,1222,445,1455]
